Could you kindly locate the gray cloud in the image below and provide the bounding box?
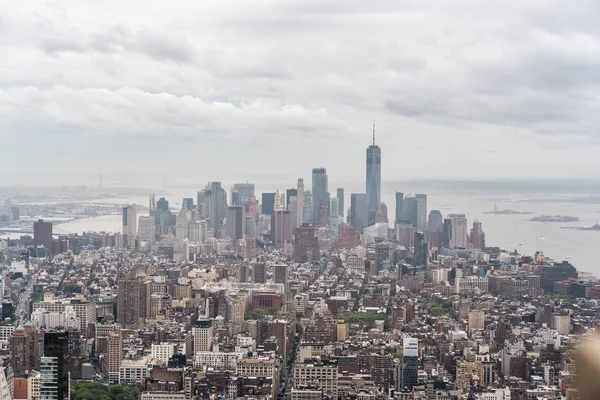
[1,0,600,179]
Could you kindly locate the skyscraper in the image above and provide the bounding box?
[397,338,419,391]
[330,197,338,218]
[403,194,426,230]
[296,179,304,227]
[193,319,213,352]
[261,193,276,215]
[33,219,53,252]
[414,231,428,267]
[350,193,369,233]
[122,205,137,249]
[470,220,486,250]
[395,192,404,225]
[210,182,226,237]
[312,168,328,226]
[226,206,246,240]
[286,188,297,208]
[41,330,70,400]
[336,188,344,218]
[427,210,444,249]
[302,191,312,224]
[10,326,41,378]
[137,216,156,246]
[182,198,194,211]
[117,278,150,328]
[366,122,381,226]
[271,210,294,249]
[448,213,468,248]
[294,224,320,263]
[233,183,255,206]
[196,191,206,215]
[252,262,266,284]
[415,194,427,230]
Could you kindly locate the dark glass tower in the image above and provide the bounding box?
[312,168,328,226]
[41,330,70,400]
[395,192,404,224]
[350,193,368,233]
[336,188,344,218]
[366,122,381,226]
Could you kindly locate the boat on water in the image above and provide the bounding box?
[529,215,579,223]
[560,223,600,231]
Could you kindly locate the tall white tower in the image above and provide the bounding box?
[296,178,304,227]
[122,205,137,249]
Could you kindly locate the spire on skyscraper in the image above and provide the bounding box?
[372,119,376,146]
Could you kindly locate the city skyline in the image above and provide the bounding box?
[2,1,600,180]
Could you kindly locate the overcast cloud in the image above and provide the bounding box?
[1,0,600,183]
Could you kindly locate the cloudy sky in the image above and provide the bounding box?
[2,0,600,185]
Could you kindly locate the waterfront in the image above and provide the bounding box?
[3,185,599,274]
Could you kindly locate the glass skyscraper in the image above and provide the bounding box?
[312,168,328,226]
[350,193,369,233]
[366,125,381,226]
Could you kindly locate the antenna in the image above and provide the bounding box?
[372,119,376,146]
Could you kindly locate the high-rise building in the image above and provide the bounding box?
[261,193,276,215]
[122,205,137,249]
[274,264,288,284]
[403,195,417,228]
[233,183,255,207]
[231,190,241,206]
[117,278,150,328]
[196,191,206,215]
[209,182,226,237]
[402,194,427,230]
[286,188,297,209]
[311,168,328,226]
[10,326,41,377]
[330,197,339,218]
[252,262,266,284]
[442,218,452,248]
[192,319,213,353]
[448,214,468,248]
[397,338,419,391]
[245,214,256,237]
[415,194,427,230]
[154,197,172,235]
[294,224,320,263]
[427,210,443,232]
[414,231,428,267]
[175,208,190,244]
[427,210,444,249]
[104,332,122,383]
[137,216,155,246]
[366,123,382,226]
[34,219,53,252]
[40,330,70,400]
[470,220,486,250]
[395,192,404,225]
[271,210,293,249]
[182,198,194,211]
[337,188,344,218]
[350,193,368,233]
[302,191,312,224]
[296,179,305,227]
[226,206,246,240]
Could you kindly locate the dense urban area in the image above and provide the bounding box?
[0,137,595,400]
